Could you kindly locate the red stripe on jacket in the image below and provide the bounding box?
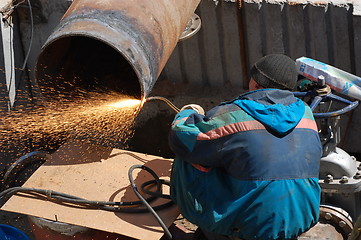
[192,164,212,172]
[197,118,317,141]
[172,117,189,127]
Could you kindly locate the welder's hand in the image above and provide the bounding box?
[180,104,205,115]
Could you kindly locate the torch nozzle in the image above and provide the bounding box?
[145,96,180,113]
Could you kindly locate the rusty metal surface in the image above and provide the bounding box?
[35,0,200,100]
[298,222,344,240]
[319,205,353,239]
[296,204,355,240]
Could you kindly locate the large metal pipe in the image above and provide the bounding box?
[35,0,200,101]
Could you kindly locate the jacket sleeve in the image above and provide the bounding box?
[168,109,224,167]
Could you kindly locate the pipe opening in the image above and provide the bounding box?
[36,36,141,102]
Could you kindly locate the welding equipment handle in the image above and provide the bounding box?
[180,104,205,115]
[293,91,359,118]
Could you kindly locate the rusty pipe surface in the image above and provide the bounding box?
[35,0,200,101]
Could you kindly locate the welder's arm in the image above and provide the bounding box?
[169,109,223,167]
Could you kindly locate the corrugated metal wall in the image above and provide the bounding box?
[160,0,361,153]
[163,0,245,88]
[163,0,360,87]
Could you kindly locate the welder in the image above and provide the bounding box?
[168,54,322,240]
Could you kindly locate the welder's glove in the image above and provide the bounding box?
[180,104,205,115]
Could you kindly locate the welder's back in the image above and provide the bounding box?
[169,89,322,240]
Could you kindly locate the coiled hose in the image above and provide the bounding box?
[0,164,174,239]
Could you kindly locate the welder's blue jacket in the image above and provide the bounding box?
[169,89,322,240]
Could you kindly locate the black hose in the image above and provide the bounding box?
[0,163,174,239]
[128,165,173,240]
[3,151,49,189]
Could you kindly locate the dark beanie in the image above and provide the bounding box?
[250,54,297,90]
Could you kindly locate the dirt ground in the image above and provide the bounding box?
[0,211,36,239]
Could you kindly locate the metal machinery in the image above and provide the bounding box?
[295,79,360,239]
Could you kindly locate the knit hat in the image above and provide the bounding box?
[250,54,297,90]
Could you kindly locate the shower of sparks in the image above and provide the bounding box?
[0,87,143,153]
[108,99,141,109]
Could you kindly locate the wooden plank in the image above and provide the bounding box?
[2,140,179,240]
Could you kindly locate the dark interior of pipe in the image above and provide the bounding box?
[36,36,141,101]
